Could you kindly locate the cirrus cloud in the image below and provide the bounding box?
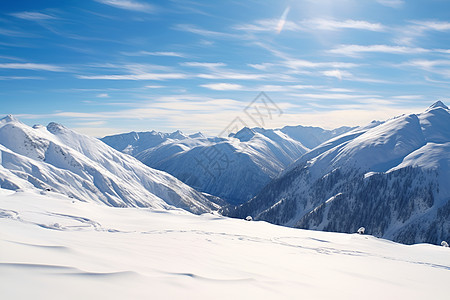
[95,0,155,12]
[200,83,243,90]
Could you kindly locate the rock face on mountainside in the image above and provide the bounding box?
[102,126,352,204]
[0,115,218,214]
[222,102,450,245]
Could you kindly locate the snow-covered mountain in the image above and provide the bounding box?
[102,125,353,204]
[279,124,355,149]
[101,129,191,156]
[222,101,450,245]
[0,115,218,214]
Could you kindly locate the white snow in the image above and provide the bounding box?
[0,189,448,299]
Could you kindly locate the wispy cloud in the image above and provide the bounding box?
[197,71,267,80]
[0,28,35,38]
[199,83,321,92]
[200,83,243,90]
[77,73,187,80]
[404,59,450,69]
[0,55,24,61]
[0,76,44,80]
[0,63,65,71]
[144,85,165,88]
[74,121,107,127]
[322,70,352,80]
[329,44,430,56]
[233,18,301,33]
[403,59,450,77]
[247,63,274,71]
[10,11,57,21]
[283,59,360,69]
[302,19,385,31]
[97,93,110,98]
[121,51,186,58]
[287,92,380,100]
[258,84,319,92]
[411,20,450,31]
[394,20,450,46]
[86,62,174,73]
[181,62,226,68]
[174,24,238,38]
[376,0,404,8]
[95,0,155,12]
[234,18,385,33]
[180,61,285,81]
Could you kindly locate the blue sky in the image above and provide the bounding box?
[0,0,449,136]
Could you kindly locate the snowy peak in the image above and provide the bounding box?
[47,122,67,134]
[101,129,190,156]
[168,130,187,140]
[419,101,450,143]
[0,114,19,124]
[233,127,256,142]
[428,100,449,111]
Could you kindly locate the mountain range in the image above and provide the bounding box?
[222,101,450,245]
[102,125,353,204]
[0,101,448,245]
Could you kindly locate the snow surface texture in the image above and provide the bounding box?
[0,116,218,214]
[102,126,352,204]
[223,102,450,245]
[0,189,449,300]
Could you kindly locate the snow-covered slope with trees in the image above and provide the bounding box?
[0,115,217,214]
[102,125,352,204]
[1,189,448,300]
[222,102,450,244]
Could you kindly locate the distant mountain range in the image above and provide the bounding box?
[222,101,450,245]
[0,115,218,214]
[102,125,353,204]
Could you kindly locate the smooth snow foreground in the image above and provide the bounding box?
[0,190,449,300]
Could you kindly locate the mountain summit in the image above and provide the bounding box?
[428,100,449,110]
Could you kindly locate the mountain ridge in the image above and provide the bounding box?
[102,123,353,203]
[222,101,450,244]
[0,116,218,214]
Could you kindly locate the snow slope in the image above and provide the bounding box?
[0,189,449,300]
[223,102,450,244]
[0,116,217,214]
[101,130,189,156]
[103,127,310,204]
[280,124,355,149]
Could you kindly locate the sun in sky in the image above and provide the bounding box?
[0,0,449,136]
